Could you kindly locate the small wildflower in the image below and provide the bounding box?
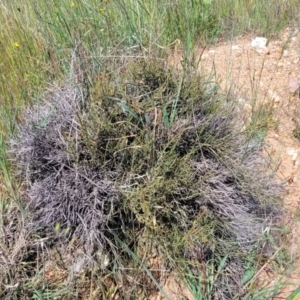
[99,8,105,13]
[13,42,20,48]
[71,2,75,7]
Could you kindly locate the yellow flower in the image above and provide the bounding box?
[99,8,105,13]
[13,42,20,48]
[71,2,75,7]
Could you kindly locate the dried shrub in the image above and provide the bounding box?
[8,58,282,299]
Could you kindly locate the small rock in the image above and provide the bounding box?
[201,53,208,60]
[283,50,289,57]
[277,61,284,67]
[287,147,298,156]
[292,151,298,162]
[251,37,268,48]
[232,45,242,51]
[268,90,281,103]
[288,77,300,94]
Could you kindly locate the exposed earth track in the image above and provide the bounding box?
[166,27,300,299]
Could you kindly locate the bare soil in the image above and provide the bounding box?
[169,27,300,299]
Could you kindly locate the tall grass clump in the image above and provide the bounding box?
[214,0,300,38]
[2,54,282,299]
[6,0,294,135]
[1,0,299,134]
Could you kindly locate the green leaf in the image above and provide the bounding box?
[162,106,170,128]
[241,268,255,285]
[35,108,54,129]
[33,290,45,300]
[117,101,142,122]
[287,285,300,300]
[217,255,227,273]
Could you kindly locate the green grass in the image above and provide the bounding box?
[1,0,299,129]
[0,0,299,299]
